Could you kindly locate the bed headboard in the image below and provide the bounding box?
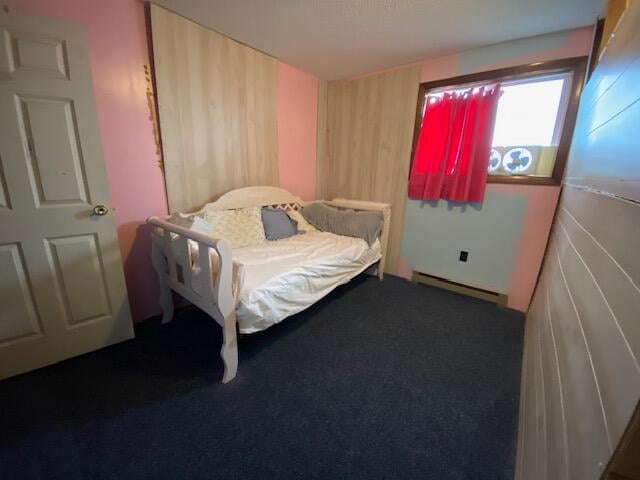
[194,186,305,214]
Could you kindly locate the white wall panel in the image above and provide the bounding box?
[516,3,640,478]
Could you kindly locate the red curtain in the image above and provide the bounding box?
[408,85,502,203]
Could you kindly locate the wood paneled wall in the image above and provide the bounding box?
[320,66,420,273]
[316,79,328,200]
[151,5,279,213]
[604,400,640,480]
[516,2,640,479]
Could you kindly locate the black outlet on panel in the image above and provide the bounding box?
[459,251,468,262]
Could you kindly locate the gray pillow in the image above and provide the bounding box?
[301,203,383,246]
[261,208,299,241]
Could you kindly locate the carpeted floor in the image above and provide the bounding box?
[0,275,524,480]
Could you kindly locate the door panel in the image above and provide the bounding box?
[46,234,111,326]
[17,95,89,206]
[0,10,133,380]
[0,242,42,344]
[4,28,69,79]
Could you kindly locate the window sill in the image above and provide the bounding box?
[487,175,561,186]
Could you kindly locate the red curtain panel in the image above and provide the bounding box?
[408,85,502,203]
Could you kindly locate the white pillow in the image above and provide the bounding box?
[287,209,317,233]
[167,212,193,229]
[168,212,214,236]
[190,245,245,307]
[202,206,266,248]
[161,214,244,304]
[190,216,214,236]
[166,212,214,256]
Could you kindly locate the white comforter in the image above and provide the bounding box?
[233,232,381,333]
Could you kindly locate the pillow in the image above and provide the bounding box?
[286,209,317,233]
[164,213,244,305]
[261,207,299,240]
[191,246,246,307]
[301,203,383,246]
[190,216,215,236]
[167,212,192,228]
[168,212,214,237]
[202,206,266,248]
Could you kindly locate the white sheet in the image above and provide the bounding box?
[232,232,381,333]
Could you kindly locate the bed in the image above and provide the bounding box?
[147,186,391,383]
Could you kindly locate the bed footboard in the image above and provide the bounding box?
[147,216,238,383]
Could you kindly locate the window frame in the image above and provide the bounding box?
[410,56,589,186]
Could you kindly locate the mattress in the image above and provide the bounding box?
[232,232,381,333]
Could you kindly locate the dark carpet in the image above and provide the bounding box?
[0,275,524,480]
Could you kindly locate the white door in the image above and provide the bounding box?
[0,10,133,380]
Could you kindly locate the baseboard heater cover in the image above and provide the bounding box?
[411,270,508,307]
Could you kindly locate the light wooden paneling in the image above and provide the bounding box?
[598,0,629,60]
[321,66,420,273]
[604,400,640,480]
[539,287,568,480]
[151,5,279,213]
[516,2,640,478]
[316,79,328,200]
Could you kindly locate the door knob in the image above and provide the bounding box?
[93,204,109,216]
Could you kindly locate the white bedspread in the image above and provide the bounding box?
[233,232,381,333]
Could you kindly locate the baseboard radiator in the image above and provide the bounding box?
[411,270,508,307]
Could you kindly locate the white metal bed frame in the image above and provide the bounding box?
[147,186,391,383]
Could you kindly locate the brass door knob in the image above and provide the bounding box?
[93,204,109,216]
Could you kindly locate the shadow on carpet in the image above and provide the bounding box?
[0,275,524,480]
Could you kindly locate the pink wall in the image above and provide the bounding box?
[400,26,593,312]
[9,0,169,322]
[9,0,320,322]
[277,62,318,201]
[494,185,560,311]
[7,0,591,317]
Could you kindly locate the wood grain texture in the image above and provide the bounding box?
[539,288,568,480]
[516,2,640,478]
[522,286,541,480]
[604,399,640,480]
[320,66,420,273]
[316,79,328,200]
[151,5,279,213]
[598,0,629,61]
[547,236,611,480]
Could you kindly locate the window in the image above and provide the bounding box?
[412,57,587,185]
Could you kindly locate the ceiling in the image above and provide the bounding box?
[153,0,603,80]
